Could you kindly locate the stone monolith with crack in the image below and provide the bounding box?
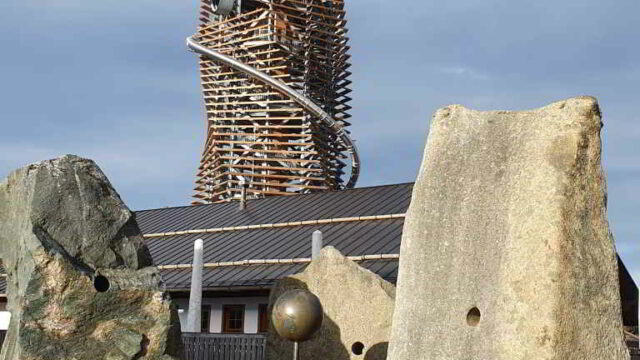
[387,97,630,360]
[267,246,395,360]
[0,155,182,360]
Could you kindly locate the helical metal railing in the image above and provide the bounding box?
[187,36,360,189]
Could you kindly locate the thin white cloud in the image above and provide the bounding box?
[439,66,490,80]
[19,0,191,12]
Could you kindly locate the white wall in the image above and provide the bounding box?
[0,311,10,330]
[175,296,269,334]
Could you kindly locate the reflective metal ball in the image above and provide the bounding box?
[271,289,323,342]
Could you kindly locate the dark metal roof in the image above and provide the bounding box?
[136,183,413,292]
[619,256,639,327]
[135,183,413,234]
[160,260,398,291]
[148,219,404,266]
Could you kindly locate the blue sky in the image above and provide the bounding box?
[0,1,638,281]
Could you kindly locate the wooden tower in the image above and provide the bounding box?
[189,0,357,204]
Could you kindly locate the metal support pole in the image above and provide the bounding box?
[186,239,204,332]
[311,230,323,260]
[239,179,248,210]
[293,341,299,360]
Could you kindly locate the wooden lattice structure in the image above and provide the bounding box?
[190,0,354,204]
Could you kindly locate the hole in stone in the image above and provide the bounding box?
[351,341,365,355]
[466,307,481,326]
[94,275,110,292]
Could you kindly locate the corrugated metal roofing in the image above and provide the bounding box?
[160,259,398,290]
[135,183,414,234]
[139,183,412,291]
[148,219,404,266]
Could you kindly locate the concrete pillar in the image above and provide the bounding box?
[186,238,204,332]
[311,230,323,260]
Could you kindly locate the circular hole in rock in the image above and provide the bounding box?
[466,307,481,326]
[351,342,365,355]
[94,275,110,292]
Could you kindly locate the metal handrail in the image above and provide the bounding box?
[187,36,360,189]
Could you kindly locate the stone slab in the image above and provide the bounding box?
[387,97,630,360]
[267,247,395,360]
[0,155,182,360]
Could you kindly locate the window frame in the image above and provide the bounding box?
[201,305,211,333]
[258,304,269,333]
[222,304,245,333]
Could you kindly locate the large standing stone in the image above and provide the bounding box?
[0,155,182,360]
[267,247,395,360]
[387,97,630,360]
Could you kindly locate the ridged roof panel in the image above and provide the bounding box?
[145,219,404,266]
[160,260,398,291]
[135,183,414,234]
[133,183,413,291]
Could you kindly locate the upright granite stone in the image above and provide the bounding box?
[267,247,395,360]
[387,97,630,360]
[0,155,182,360]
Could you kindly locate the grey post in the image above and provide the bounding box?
[186,238,204,332]
[239,178,248,210]
[311,230,323,260]
[293,341,299,360]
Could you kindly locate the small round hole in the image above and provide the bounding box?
[351,342,365,355]
[94,275,110,292]
[466,307,481,326]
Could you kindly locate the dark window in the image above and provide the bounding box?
[201,305,211,333]
[258,304,269,333]
[222,305,245,333]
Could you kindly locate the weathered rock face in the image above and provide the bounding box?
[387,97,630,360]
[267,247,395,360]
[0,155,182,360]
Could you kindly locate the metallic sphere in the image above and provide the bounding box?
[271,289,323,342]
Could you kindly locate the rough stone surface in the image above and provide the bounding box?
[267,247,395,360]
[0,155,183,360]
[387,97,630,360]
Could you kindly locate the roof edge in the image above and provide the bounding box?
[134,182,415,213]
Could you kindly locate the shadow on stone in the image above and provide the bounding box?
[364,342,389,360]
[386,97,630,360]
[266,278,350,360]
[0,155,183,360]
[267,248,395,360]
